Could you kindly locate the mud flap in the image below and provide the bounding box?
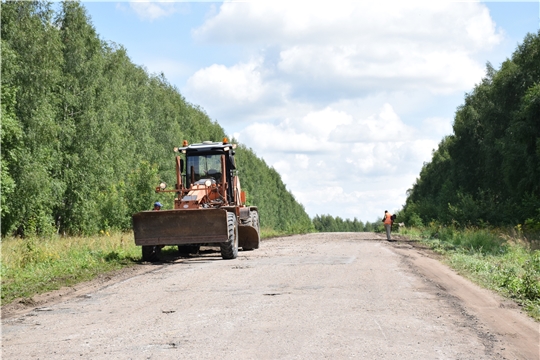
[133,209,229,246]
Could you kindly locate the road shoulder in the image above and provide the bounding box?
[388,241,539,360]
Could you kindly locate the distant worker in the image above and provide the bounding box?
[153,202,162,211]
[383,210,393,241]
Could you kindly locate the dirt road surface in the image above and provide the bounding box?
[2,233,539,359]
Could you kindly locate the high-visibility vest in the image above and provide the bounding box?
[384,213,393,225]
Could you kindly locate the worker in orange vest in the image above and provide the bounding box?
[383,210,393,241]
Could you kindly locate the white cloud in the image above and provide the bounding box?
[186,1,501,121]
[301,185,409,220]
[421,117,454,139]
[330,103,415,143]
[142,58,192,79]
[186,61,267,104]
[127,1,187,22]
[194,2,500,47]
[285,107,353,139]
[277,46,486,94]
[182,1,503,222]
[233,103,443,221]
[240,122,321,153]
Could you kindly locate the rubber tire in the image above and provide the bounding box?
[220,212,238,259]
[178,245,200,256]
[251,210,260,233]
[242,210,260,251]
[241,213,252,226]
[142,245,161,262]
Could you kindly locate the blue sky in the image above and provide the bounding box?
[81,1,539,223]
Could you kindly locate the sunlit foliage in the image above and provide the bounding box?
[401,31,540,230]
[1,1,313,236]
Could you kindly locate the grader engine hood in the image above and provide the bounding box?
[177,178,223,210]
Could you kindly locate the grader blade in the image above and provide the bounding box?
[133,209,229,246]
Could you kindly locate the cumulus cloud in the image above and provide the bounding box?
[186,1,501,117]
[142,57,192,79]
[184,58,295,124]
[182,1,502,221]
[421,117,454,139]
[330,103,415,143]
[127,1,187,22]
[278,46,485,95]
[239,107,355,153]
[238,104,436,176]
[194,2,501,49]
[187,61,267,103]
[235,103,441,221]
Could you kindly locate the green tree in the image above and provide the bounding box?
[1,1,64,235]
[1,0,315,237]
[402,31,540,227]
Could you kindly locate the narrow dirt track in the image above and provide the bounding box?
[2,233,538,359]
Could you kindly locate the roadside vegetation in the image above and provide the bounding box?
[0,227,295,305]
[1,233,140,305]
[399,225,540,321]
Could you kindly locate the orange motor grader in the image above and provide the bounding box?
[132,139,260,261]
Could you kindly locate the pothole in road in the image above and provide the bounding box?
[263,292,291,296]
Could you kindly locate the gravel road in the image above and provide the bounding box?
[2,233,538,359]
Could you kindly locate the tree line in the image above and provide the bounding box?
[312,214,387,233]
[1,1,313,236]
[315,32,540,232]
[400,31,540,229]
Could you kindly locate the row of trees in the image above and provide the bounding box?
[1,1,313,236]
[312,214,386,233]
[401,31,540,228]
[313,214,365,232]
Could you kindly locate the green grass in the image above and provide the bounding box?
[400,225,540,321]
[1,229,288,306]
[446,243,540,320]
[1,233,141,305]
[259,227,303,238]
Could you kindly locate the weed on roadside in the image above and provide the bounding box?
[1,233,140,305]
[407,225,540,321]
[1,230,280,306]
